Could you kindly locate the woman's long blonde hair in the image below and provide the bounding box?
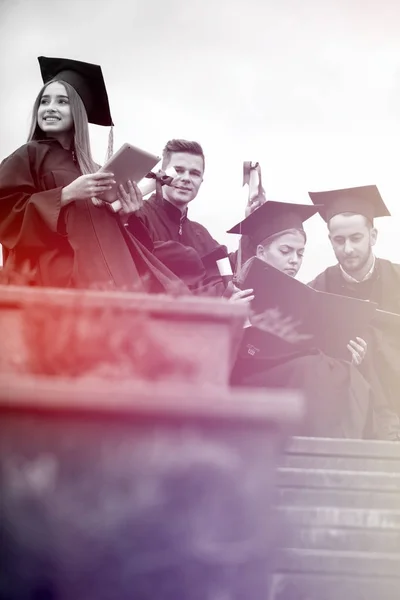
[27,80,98,175]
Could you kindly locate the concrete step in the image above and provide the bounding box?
[275,505,400,553]
[278,467,400,491]
[275,548,400,577]
[285,454,400,471]
[272,438,400,598]
[277,467,400,509]
[280,524,400,553]
[277,505,400,529]
[283,437,400,472]
[269,572,400,600]
[270,549,400,600]
[277,487,400,510]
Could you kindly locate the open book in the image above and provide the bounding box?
[238,257,378,361]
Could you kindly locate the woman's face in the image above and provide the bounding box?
[256,230,305,277]
[37,82,73,137]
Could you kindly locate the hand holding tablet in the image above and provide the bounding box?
[96,143,161,203]
[93,143,176,213]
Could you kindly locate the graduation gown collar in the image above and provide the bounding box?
[35,137,72,149]
[35,137,77,163]
[154,190,188,224]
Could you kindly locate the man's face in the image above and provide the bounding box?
[328,213,377,273]
[162,152,204,208]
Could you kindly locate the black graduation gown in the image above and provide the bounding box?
[309,259,400,440]
[231,320,372,440]
[128,193,227,295]
[0,140,189,293]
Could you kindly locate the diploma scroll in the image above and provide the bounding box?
[243,161,266,206]
[216,257,233,287]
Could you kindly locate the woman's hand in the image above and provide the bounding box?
[61,172,115,206]
[229,285,255,304]
[347,336,367,366]
[245,192,266,217]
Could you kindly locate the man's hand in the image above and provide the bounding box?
[115,181,144,216]
[91,181,144,221]
[347,336,368,366]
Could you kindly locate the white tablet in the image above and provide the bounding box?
[98,143,161,202]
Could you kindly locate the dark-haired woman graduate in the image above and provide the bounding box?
[0,56,188,293]
[228,200,375,439]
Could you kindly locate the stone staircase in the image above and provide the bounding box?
[270,437,400,599]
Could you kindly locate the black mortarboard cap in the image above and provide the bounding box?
[308,185,390,223]
[227,201,320,245]
[38,56,113,127]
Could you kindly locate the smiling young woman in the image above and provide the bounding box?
[0,56,188,292]
[36,81,74,145]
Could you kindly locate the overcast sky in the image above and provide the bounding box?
[1,0,400,280]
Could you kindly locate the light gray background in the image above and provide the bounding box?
[1,0,400,281]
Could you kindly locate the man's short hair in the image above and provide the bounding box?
[162,139,205,170]
[328,212,374,230]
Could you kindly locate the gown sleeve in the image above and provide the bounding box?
[0,144,64,251]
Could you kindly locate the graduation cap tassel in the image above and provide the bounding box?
[233,236,242,286]
[105,125,114,162]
